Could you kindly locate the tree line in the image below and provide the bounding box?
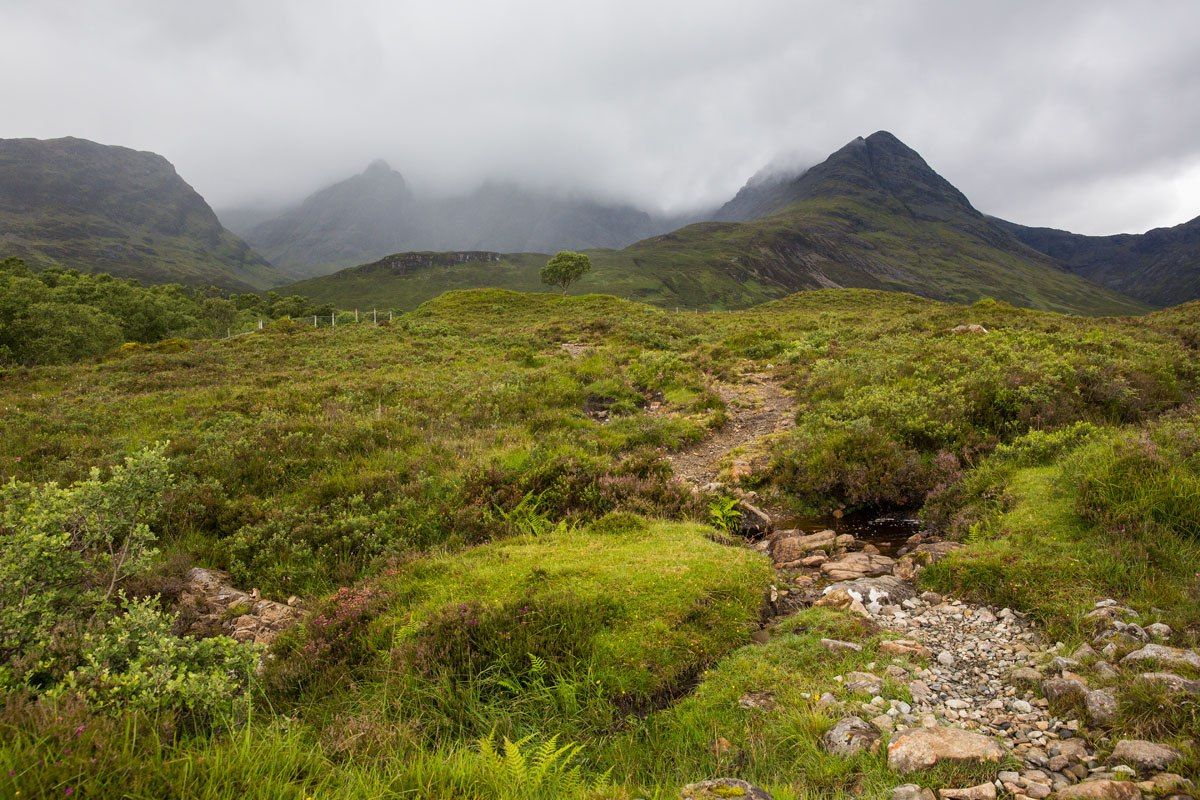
[0,257,333,367]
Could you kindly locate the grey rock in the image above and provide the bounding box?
[1108,739,1183,774]
[823,715,881,757]
[681,778,773,800]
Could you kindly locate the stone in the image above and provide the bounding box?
[1084,690,1117,726]
[821,551,897,581]
[887,726,1007,774]
[1010,667,1043,684]
[770,529,836,564]
[937,650,956,667]
[1041,677,1088,705]
[738,691,777,711]
[736,500,773,540]
[681,778,773,800]
[1136,774,1193,796]
[880,639,933,660]
[845,671,884,694]
[822,638,864,654]
[1108,739,1183,774]
[823,716,882,757]
[893,784,936,800]
[1120,644,1200,672]
[824,576,917,608]
[1136,672,1200,696]
[1053,780,1141,800]
[938,784,996,800]
[1145,623,1172,640]
[951,324,989,334]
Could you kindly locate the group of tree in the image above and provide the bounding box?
[0,257,332,367]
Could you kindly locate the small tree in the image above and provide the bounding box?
[540,251,591,295]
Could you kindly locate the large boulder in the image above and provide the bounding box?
[887,726,1006,774]
[1108,739,1183,774]
[1120,643,1200,672]
[681,778,773,800]
[821,552,896,581]
[824,575,915,610]
[771,529,836,565]
[1084,689,1117,727]
[823,715,881,757]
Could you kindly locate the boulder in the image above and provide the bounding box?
[821,638,864,654]
[1121,644,1200,672]
[824,575,916,610]
[815,588,869,618]
[735,500,773,540]
[1108,739,1183,774]
[770,529,836,564]
[823,715,881,757]
[821,552,896,581]
[887,726,1006,774]
[681,778,773,800]
[1054,781,1140,800]
[1136,774,1194,796]
[951,324,989,334]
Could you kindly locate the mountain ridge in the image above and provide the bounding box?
[0,136,281,290]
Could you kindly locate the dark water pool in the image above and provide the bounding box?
[773,510,922,557]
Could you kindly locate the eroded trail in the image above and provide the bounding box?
[666,371,795,489]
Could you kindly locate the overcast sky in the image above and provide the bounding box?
[3,0,1199,234]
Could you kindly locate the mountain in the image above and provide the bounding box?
[286,131,1147,316]
[994,215,1200,307]
[0,137,282,290]
[241,161,691,278]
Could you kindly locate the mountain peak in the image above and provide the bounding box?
[364,158,396,176]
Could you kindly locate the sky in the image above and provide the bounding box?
[2,0,1199,235]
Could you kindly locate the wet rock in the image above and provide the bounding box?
[1054,780,1141,800]
[887,726,1006,773]
[1121,644,1200,672]
[822,552,896,581]
[771,529,835,565]
[1108,740,1183,774]
[824,575,916,609]
[681,778,773,800]
[736,500,773,540]
[823,715,881,757]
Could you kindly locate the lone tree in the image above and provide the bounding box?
[540,250,591,295]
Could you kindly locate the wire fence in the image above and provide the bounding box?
[221,308,396,338]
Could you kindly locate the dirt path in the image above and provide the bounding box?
[666,371,795,488]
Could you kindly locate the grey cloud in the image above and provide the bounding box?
[1,0,1198,233]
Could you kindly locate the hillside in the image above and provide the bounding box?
[239,161,691,277]
[0,137,282,290]
[996,214,1200,306]
[3,287,1198,797]
[286,132,1148,316]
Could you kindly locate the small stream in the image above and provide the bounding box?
[772,510,922,557]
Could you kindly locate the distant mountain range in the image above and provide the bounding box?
[1,133,1195,312]
[0,137,281,290]
[227,162,696,278]
[287,132,1153,316]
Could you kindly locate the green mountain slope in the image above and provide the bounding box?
[286,132,1146,316]
[0,137,283,290]
[995,215,1200,306]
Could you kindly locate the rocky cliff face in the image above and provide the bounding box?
[0,137,281,290]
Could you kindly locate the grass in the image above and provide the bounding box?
[2,286,1199,798]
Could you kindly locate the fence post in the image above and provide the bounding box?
[332,312,336,328]
[313,315,317,327]
[373,308,377,325]
[355,308,359,323]
[389,310,393,322]
[258,319,263,330]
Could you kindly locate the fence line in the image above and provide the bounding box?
[222,307,396,338]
